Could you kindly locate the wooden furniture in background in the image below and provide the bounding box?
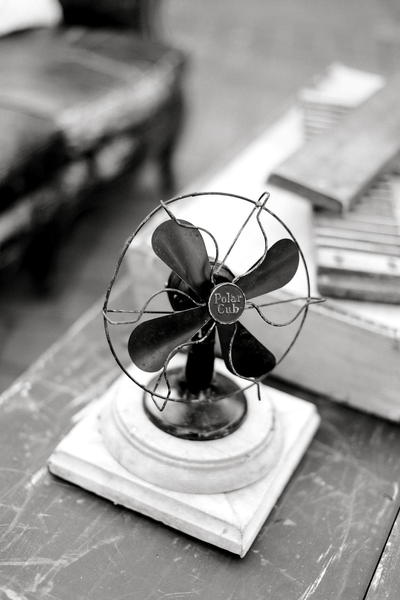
[0,0,185,288]
[268,68,400,213]
[269,64,400,303]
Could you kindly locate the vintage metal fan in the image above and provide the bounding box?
[103,191,318,441]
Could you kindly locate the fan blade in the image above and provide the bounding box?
[218,322,276,378]
[152,220,211,299]
[128,307,211,372]
[236,239,299,300]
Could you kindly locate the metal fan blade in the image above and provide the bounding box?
[128,307,211,372]
[217,321,276,378]
[236,239,299,300]
[152,220,211,299]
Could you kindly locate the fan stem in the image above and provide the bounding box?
[185,325,215,394]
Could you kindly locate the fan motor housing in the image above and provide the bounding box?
[166,261,236,312]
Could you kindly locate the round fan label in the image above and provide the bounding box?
[208,282,246,324]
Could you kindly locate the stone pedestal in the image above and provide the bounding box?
[49,361,319,556]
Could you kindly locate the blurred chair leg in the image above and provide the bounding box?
[158,94,186,194]
[24,211,72,294]
[158,138,177,194]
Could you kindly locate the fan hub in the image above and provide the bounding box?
[208,282,246,324]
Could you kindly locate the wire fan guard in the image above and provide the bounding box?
[103,191,318,411]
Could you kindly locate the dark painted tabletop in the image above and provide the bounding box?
[1,287,399,600]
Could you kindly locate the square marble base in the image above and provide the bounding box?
[49,386,319,557]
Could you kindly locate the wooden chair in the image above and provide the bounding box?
[0,0,186,289]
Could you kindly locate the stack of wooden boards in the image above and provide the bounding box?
[269,64,400,303]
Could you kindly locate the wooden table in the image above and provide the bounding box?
[1,113,400,599]
[1,288,400,599]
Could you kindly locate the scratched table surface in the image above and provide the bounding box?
[1,286,400,600]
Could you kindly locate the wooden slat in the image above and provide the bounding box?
[317,247,400,277]
[268,72,400,212]
[293,66,400,302]
[316,236,400,256]
[315,216,399,234]
[312,174,400,304]
[317,273,400,303]
[316,226,400,245]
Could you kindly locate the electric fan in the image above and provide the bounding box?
[49,190,321,557]
[103,191,316,445]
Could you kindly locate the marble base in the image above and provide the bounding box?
[100,369,283,494]
[48,373,319,557]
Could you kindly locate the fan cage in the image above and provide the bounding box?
[102,191,317,404]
